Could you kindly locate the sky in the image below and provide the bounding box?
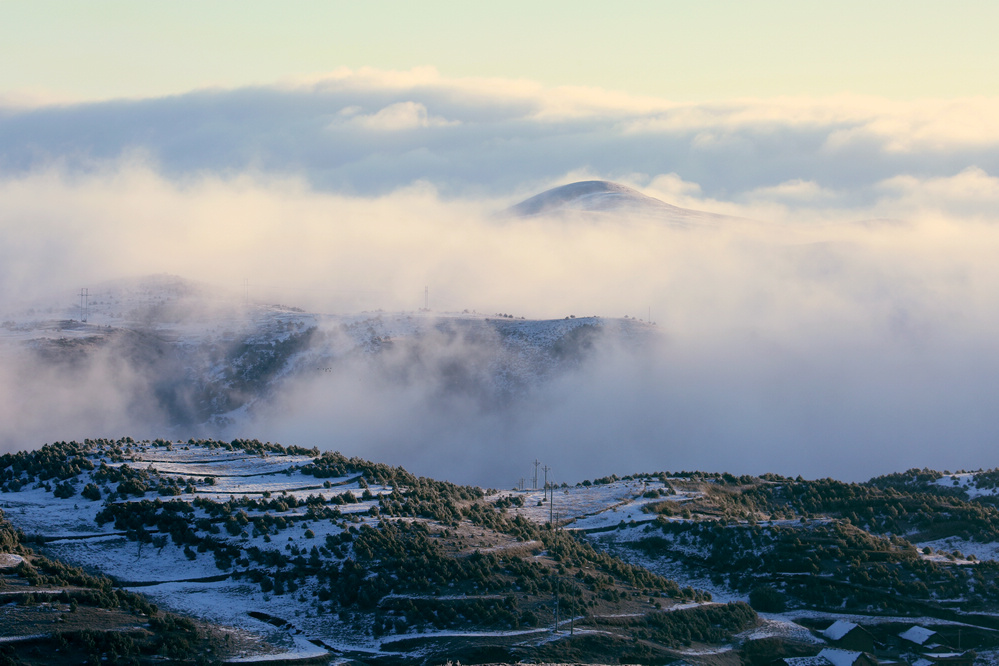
[3,2,999,484]
[5,2,999,102]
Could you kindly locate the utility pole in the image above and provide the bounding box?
[79,288,88,323]
[533,459,541,490]
[553,575,560,633]
[542,465,551,501]
[518,477,525,491]
[570,597,574,636]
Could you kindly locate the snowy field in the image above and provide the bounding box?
[487,477,699,531]
[0,442,399,660]
[8,438,999,662]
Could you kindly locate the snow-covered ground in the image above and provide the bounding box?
[10,438,999,662]
[1,442,726,661]
[0,443,384,658]
[932,472,999,500]
[487,478,695,531]
[915,536,996,563]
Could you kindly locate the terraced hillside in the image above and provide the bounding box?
[0,439,752,664]
[7,440,999,664]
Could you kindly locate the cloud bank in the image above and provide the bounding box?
[2,160,999,485]
[2,67,999,210]
[3,69,999,485]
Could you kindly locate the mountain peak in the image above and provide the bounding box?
[506,180,727,227]
[508,180,669,216]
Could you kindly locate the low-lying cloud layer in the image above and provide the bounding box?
[3,69,999,485]
[2,161,999,486]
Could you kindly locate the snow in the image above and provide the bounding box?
[0,634,50,644]
[1,440,583,660]
[0,440,712,661]
[124,455,313,477]
[9,435,995,662]
[0,554,25,569]
[932,471,999,499]
[899,625,936,646]
[821,619,859,642]
[738,617,825,645]
[915,536,995,563]
[43,534,229,583]
[486,478,689,530]
[819,648,864,666]
[784,658,830,666]
[506,180,730,227]
[588,522,744,604]
[0,485,107,537]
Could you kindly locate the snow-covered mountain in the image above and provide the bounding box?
[507,180,732,226]
[0,275,658,432]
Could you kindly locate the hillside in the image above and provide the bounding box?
[506,180,734,226]
[0,275,656,433]
[4,440,999,663]
[0,438,750,664]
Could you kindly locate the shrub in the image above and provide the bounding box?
[53,482,76,499]
[749,585,787,613]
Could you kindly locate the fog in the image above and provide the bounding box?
[3,159,999,486]
[3,70,999,484]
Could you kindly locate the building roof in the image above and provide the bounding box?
[822,620,860,642]
[900,625,937,646]
[819,648,863,666]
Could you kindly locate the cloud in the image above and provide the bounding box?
[749,179,834,202]
[3,70,999,484]
[340,101,458,131]
[875,167,999,218]
[2,68,999,206]
[3,162,999,485]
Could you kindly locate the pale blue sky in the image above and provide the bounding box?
[3,1,998,102]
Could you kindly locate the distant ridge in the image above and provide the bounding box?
[507,180,729,226]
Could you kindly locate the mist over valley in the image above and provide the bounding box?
[5,41,999,662]
[3,174,999,486]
